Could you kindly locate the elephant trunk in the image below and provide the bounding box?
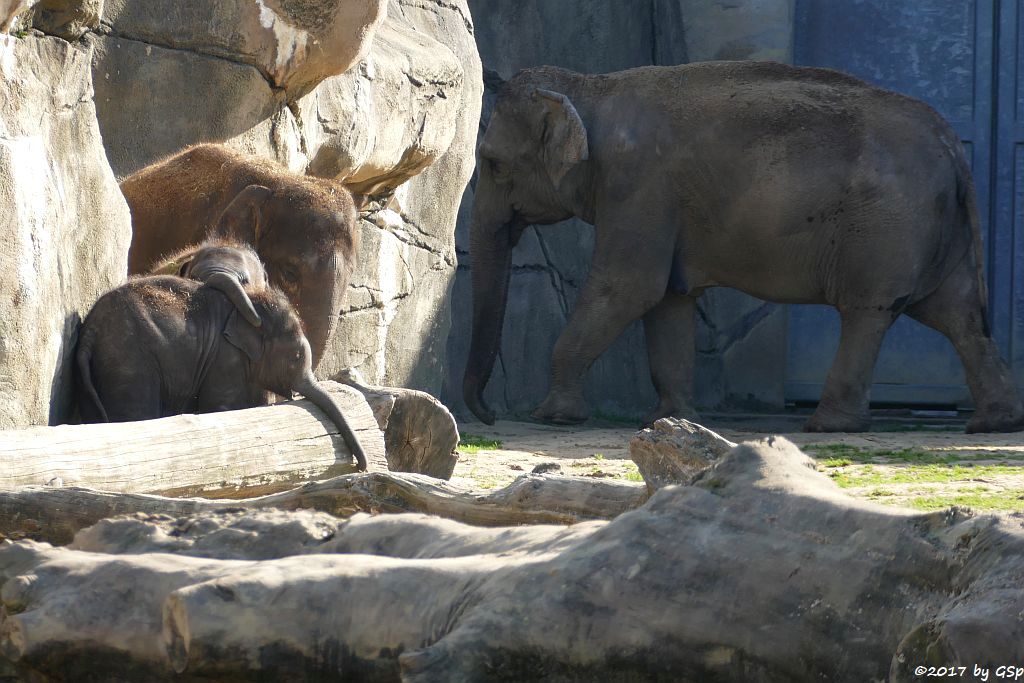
[297,373,367,471]
[462,196,517,425]
[205,272,262,327]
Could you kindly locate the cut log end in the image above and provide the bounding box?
[335,368,460,479]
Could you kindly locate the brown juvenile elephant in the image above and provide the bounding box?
[463,62,1024,433]
[76,275,367,470]
[121,144,360,368]
[150,239,268,327]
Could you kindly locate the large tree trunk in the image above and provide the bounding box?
[0,382,385,497]
[2,434,1021,681]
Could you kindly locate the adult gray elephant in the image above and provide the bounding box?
[463,62,1024,433]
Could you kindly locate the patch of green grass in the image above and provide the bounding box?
[803,443,998,465]
[819,457,854,468]
[592,410,640,425]
[906,490,1024,512]
[872,423,962,433]
[829,462,1024,489]
[458,433,503,453]
[13,30,28,39]
[617,462,645,483]
[593,453,605,460]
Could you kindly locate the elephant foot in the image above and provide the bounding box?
[530,392,589,426]
[966,403,1024,433]
[641,402,701,428]
[804,407,869,433]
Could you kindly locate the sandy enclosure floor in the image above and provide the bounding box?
[451,418,1024,512]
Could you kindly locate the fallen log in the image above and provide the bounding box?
[0,472,646,544]
[1,437,1022,681]
[0,382,386,497]
[335,368,460,479]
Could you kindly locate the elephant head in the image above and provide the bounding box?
[212,182,360,368]
[463,72,591,424]
[151,240,268,327]
[222,287,367,471]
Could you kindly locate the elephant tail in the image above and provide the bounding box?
[956,152,990,337]
[75,326,110,423]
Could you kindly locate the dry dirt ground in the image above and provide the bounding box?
[451,417,1024,513]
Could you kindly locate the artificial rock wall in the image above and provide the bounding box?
[91,0,482,396]
[0,31,132,429]
[0,0,481,429]
[445,0,795,421]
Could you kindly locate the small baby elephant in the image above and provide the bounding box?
[151,239,267,327]
[76,276,367,470]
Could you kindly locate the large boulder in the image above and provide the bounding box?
[310,0,481,393]
[100,0,386,98]
[0,33,131,429]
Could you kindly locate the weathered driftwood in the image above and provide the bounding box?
[2,436,1022,681]
[336,368,460,479]
[0,382,386,497]
[629,417,736,493]
[0,472,645,544]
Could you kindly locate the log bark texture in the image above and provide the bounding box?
[0,382,386,497]
[629,417,736,492]
[336,369,460,479]
[0,473,645,545]
[2,436,1022,681]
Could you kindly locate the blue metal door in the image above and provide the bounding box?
[996,1,1024,385]
[788,0,998,407]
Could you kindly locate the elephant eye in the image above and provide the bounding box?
[279,266,300,286]
[489,158,512,183]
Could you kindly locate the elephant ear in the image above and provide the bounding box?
[223,307,264,362]
[149,251,194,277]
[533,88,589,188]
[214,184,272,245]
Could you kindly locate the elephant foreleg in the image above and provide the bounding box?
[532,217,674,425]
[641,291,699,425]
[805,310,894,433]
[905,260,1024,433]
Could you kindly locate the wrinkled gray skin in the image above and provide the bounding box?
[151,240,268,327]
[464,62,1024,433]
[76,276,366,470]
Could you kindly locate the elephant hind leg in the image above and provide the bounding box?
[905,261,1024,433]
[804,309,895,433]
[85,353,164,422]
[100,380,163,422]
[641,291,700,426]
